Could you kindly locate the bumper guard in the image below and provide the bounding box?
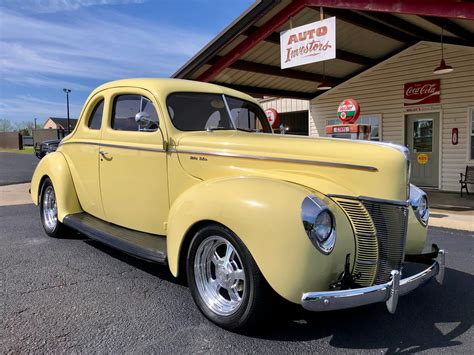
[301,244,445,313]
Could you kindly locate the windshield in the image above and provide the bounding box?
[166,92,272,133]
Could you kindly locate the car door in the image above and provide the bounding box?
[99,87,169,235]
[62,95,106,220]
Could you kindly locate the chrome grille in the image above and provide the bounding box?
[334,197,408,286]
[335,199,378,286]
[362,201,408,284]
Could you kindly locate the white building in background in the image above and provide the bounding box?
[260,98,310,135]
[309,42,474,191]
[171,0,474,193]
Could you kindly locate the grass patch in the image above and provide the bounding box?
[0,146,35,154]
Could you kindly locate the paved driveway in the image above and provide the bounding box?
[0,152,38,186]
[1,203,473,353]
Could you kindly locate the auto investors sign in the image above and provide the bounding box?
[280,17,336,69]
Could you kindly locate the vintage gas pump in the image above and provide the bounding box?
[325,98,371,140]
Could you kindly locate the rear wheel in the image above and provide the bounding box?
[40,178,68,238]
[187,224,270,331]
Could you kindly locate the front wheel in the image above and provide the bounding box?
[187,224,270,331]
[39,178,68,238]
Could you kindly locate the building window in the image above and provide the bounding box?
[470,107,474,160]
[327,115,381,141]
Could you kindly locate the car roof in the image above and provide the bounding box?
[92,78,258,104]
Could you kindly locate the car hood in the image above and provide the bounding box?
[174,131,410,201]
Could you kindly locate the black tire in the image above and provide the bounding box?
[39,178,69,238]
[187,224,271,332]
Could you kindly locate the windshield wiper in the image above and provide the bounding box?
[206,127,253,132]
[205,127,234,132]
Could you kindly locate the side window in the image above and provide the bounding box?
[88,100,104,130]
[112,94,159,132]
[225,96,266,132]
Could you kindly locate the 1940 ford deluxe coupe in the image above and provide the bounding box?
[31,79,445,331]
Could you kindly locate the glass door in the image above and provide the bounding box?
[406,113,440,187]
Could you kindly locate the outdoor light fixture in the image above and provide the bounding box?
[317,62,332,90]
[317,7,333,91]
[317,81,333,90]
[433,28,453,75]
[63,88,72,133]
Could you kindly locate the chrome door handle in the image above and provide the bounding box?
[99,150,109,157]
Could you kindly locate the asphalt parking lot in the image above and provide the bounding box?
[1,203,473,353]
[0,152,38,186]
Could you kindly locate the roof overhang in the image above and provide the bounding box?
[173,0,474,100]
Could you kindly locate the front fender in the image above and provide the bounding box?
[405,208,428,254]
[31,152,82,222]
[166,176,355,304]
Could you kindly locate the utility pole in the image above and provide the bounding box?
[63,88,71,133]
[34,118,37,130]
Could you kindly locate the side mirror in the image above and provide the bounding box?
[135,111,159,131]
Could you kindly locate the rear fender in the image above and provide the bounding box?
[31,152,82,221]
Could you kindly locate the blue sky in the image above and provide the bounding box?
[0,0,253,125]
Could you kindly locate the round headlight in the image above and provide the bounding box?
[418,196,428,218]
[314,210,333,242]
[410,184,429,226]
[301,196,336,254]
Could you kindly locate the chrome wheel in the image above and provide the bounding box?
[194,236,246,316]
[42,185,58,232]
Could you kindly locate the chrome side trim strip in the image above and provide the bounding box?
[60,141,98,147]
[59,142,378,171]
[100,142,166,152]
[170,149,378,172]
[60,141,166,153]
[329,194,409,207]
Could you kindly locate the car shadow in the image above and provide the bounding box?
[79,236,472,352]
[83,239,186,286]
[254,267,473,353]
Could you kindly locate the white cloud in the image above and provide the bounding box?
[0,7,213,121]
[3,74,92,91]
[0,8,210,79]
[1,0,146,13]
[0,96,83,119]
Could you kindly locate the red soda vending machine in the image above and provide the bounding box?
[325,98,371,140]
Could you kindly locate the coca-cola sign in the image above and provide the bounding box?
[404,79,440,106]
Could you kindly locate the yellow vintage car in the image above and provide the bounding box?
[31,78,444,331]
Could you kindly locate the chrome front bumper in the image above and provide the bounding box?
[301,247,445,314]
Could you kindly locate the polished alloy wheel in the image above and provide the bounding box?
[194,236,246,316]
[42,185,58,232]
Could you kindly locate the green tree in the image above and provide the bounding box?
[14,121,35,135]
[0,118,13,132]
[24,121,34,135]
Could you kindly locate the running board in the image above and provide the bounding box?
[63,212,167,264]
